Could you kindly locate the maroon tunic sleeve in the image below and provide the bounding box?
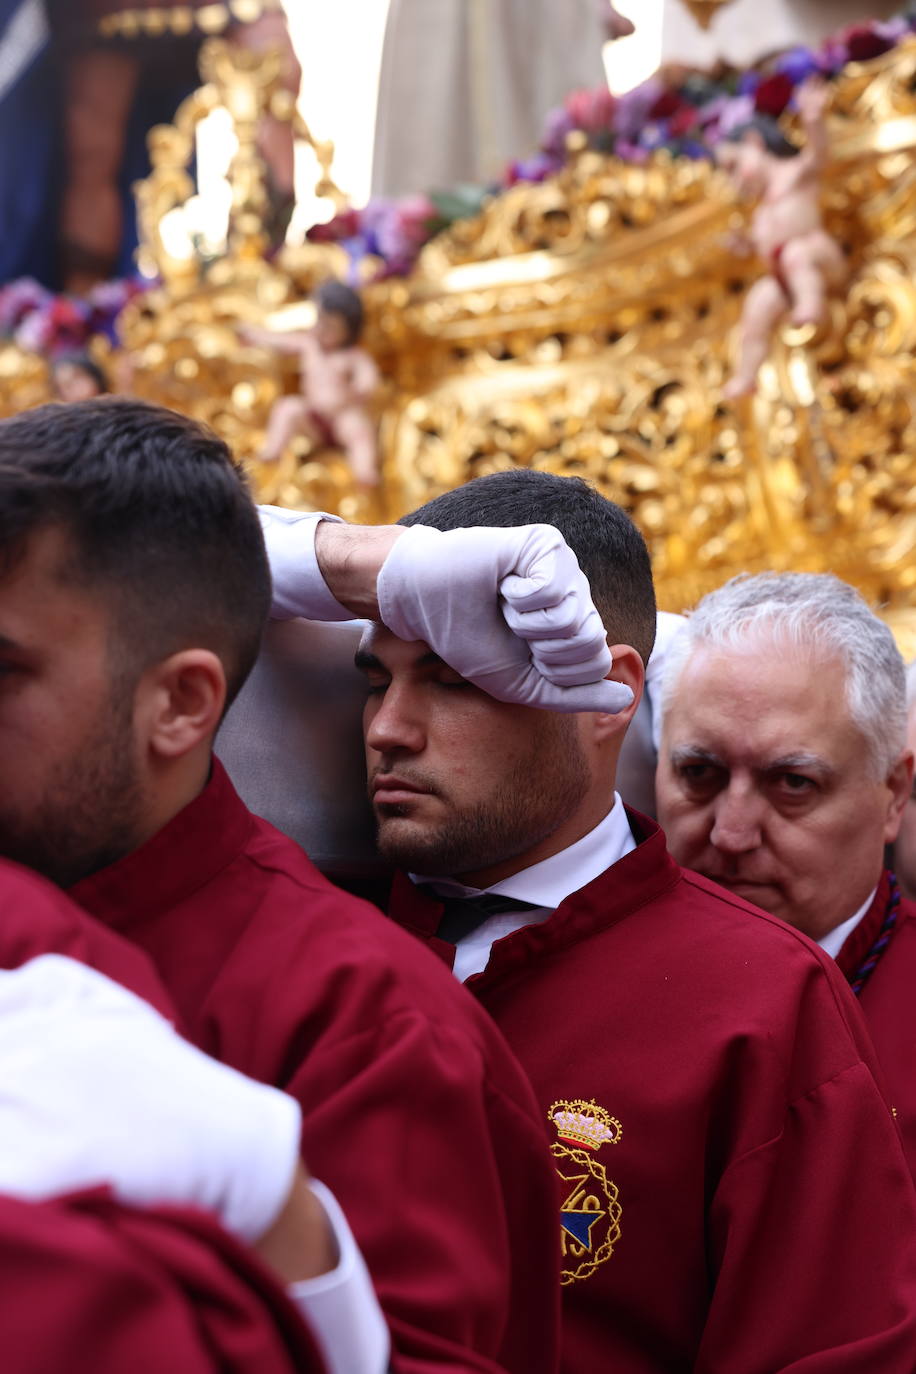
[283,998,560,1374]
[698,950,916,1372]
[0,1190,325,1374]
[0,857,175,1019]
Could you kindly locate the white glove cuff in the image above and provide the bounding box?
[258,507,353,623]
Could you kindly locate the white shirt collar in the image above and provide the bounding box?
[817,888,877,959]
[411,793,635,909]
[411,796,636,982]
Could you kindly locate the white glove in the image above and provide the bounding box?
[0,956,301,1244]
[377,524,635,713]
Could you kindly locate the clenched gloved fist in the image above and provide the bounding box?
[0,956,301,1243]
[377,524,635,713]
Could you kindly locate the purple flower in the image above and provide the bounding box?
[541,105,576,156]
[639,122,668,151]
[14,307,52,353]
[508,152,560,185]
[615,140,649,164]
[715,94,755,139]
[0,277,52,332]
[775,47,820,85]
[613,77,666,141]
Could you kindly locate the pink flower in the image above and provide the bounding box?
[564,85,616,134]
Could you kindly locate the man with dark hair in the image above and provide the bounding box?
[0,397,576,1374]
[267,469,916,1372]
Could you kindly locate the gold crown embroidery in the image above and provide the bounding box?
[549,1099,622,1151]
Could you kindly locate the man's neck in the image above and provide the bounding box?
[453,791,620,890]
[137,751,213,855]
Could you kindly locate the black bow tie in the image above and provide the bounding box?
[426,891,541,945]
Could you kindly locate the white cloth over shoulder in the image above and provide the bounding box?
[0,955,389,1374]
[0,954,299,1241]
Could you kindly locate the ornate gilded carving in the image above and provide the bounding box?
[365,44,916,616]
[3,39,916,632]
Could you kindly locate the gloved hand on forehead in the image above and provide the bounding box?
[377,523,635,713]
[260,507,634,713]
[0,955,301,1245]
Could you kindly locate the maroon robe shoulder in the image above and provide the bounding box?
[837,870,916,1181]
[1,1189,324,1374]
[0,857,174,1018]
[389,815,916,1374]
[70,760,561,1374]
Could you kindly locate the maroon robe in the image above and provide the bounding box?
[0,857,326,1369]
[1,1189,325,1374]
[389,815,916,1374]
[70,760,561,1374]
[836,869,916,1182]
[0,856,173,1017]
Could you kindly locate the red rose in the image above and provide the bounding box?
[648,89,683,121]
[308,208,361,243]
[669,105,699,137]
[754,73,794,117]
[844,26,894,63]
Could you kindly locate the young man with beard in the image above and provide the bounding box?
[270,470,916,1373]
[655,572,916,1180]
[0,397,590,1374]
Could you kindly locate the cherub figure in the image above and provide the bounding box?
[242,281,380,487]
[717,78,847,399]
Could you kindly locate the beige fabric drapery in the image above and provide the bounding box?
[372,0,607,196]
[661,0,901,67]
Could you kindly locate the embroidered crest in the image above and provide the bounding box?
[548,1099,622,1285]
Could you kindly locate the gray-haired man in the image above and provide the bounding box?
[656,571,916,1176]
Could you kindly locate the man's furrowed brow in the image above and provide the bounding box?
[765,753,836,779]
[669,745,724,767]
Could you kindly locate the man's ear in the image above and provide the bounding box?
[884,749,915,844]
[590,644,645,743]
[135,650,227,762]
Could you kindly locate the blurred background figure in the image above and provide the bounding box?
[0,0,301,294]
[372,0,625,195]
[51,351,108,401]
[660,0,900,66]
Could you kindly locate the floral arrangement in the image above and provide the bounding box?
[2,8,915,361]
[0,275,145,362]
[310,9,916,281]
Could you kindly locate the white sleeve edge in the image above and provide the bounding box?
[287,1179,390,1374]
[258,507,353,623]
